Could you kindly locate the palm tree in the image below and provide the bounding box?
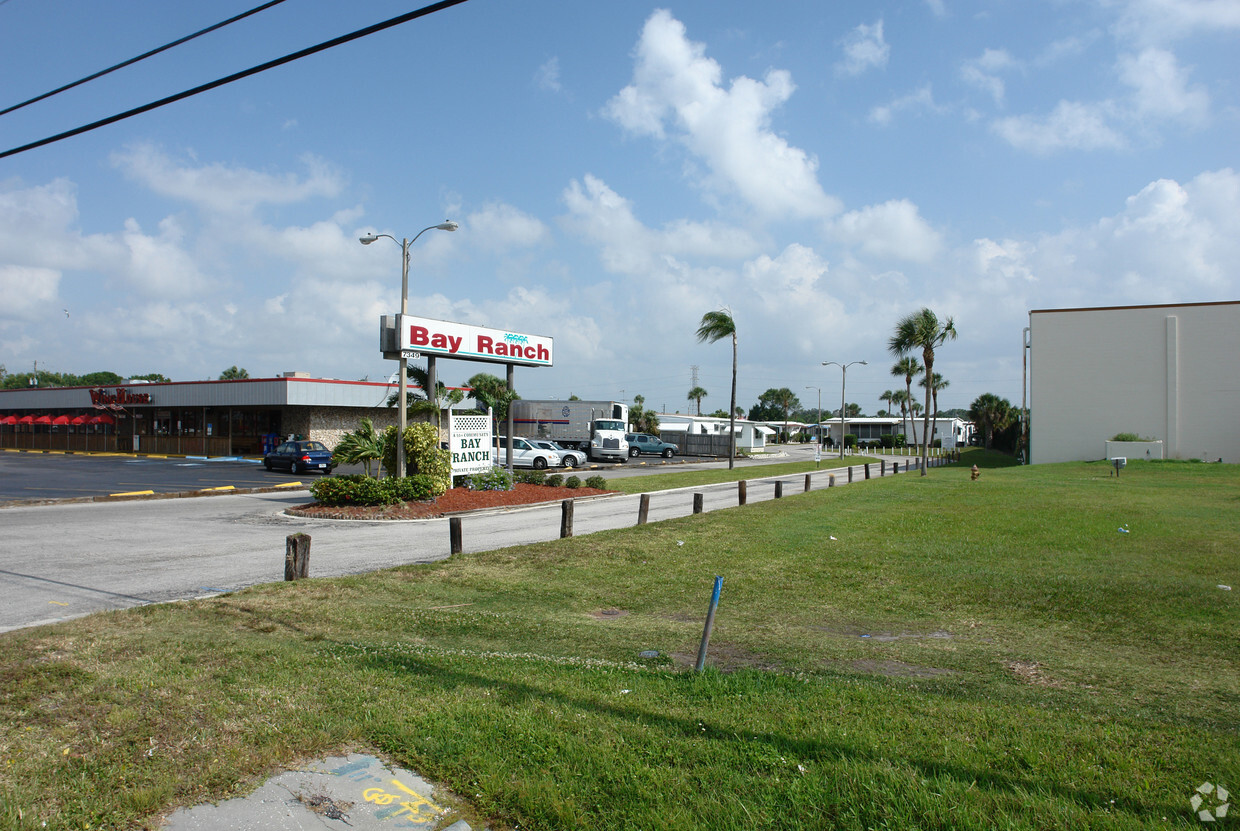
[918,372,950,446]
[464,372,517,434]
[889,308,957,475]
[332,418,386,478]
[687,386,708,416]
[891,356,923,447]
[968,393,1013,450]
[696,309,737,469]
[879,389,895,419]
[889,388,910,437]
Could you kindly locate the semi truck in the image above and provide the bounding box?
[509,400,630,462]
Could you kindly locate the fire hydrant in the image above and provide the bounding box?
[970,464,980,481]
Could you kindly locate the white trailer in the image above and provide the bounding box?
[510,400,630,462]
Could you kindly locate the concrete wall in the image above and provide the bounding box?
[1030,302,1240,464]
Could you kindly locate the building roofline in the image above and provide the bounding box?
[1030,300,1239,315]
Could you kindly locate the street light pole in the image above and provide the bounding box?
[360,221,458,478]
[822,360,867,459]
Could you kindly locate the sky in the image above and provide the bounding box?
[1,0,1237,418]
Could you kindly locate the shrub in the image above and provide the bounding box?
[380,423,451,496]
[565,475,582,489]
[545,474,564,487]
[309,473,439,506]
[844,434,857,448]
[585,475,607,490]
[468,466,514,492]
[514,469,546,486]
[1111,432,1156,442]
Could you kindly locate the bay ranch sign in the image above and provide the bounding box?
[391,314,553,368]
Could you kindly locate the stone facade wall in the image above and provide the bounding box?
[299,407,447,450]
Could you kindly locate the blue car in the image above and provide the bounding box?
[625,432,677,458]
[264,440,334,474]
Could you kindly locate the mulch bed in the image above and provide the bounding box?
[288,483,614,520]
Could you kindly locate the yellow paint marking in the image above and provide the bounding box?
[48,601,69,606]
[110,490,155,497]
[275,481,303,488]
[202,485,235,491]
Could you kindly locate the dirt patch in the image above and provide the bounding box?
[848,659,954,679]
[287,483,614,520]
[1004,660,1066,688]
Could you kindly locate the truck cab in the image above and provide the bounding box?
[589,418,629,462]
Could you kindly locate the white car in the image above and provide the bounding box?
[494,437,562,470]
[531,439,588,468]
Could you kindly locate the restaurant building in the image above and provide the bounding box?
[0,373,406,456]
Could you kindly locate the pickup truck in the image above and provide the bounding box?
[625,432,677,458]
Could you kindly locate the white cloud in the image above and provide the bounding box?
[603,9,839,219]
[992,100,1126,154]
[0,265,59,319]
[960,48,1017,106]
[535,57,562,93]
[869,85,942,126]
[925,0,947,18]
[827,200,942,263]
[836,20,889,77]
[1110,0,1240,45]
[111,145,345,214]
[466,202,550,252]
[119,216,209,297]
[1116,48,1209,125]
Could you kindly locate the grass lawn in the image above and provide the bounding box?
[1,455,1236,829]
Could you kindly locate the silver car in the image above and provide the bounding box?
[531,439,587,468]
[494,437,562,470]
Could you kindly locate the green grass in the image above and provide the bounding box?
[611,453,887,493]
[1,459,1236,830]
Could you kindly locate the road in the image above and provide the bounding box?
[1,445,899,633]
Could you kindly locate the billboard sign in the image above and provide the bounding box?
[398,315,553,367]
[448,412,494,476]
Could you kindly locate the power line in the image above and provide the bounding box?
[0,0,471,161]
[0,0,289,118]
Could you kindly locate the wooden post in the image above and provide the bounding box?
[738,480,747,506]
[693,492,704,514]
[864,463,871,480]
[775,481,783,499]
[284,533,310,581]
[881,460,886,476]
[450,517,463,555]
[828,473,835,487]
[848,466,853,483]
[638,493,650,525]
[560,499,574,538]
[804,474,811,492]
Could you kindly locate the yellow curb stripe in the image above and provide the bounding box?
[202,485,235,492]
[109,490,155,497]
[275,481,303,488]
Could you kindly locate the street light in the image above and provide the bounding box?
[360,221,459,478]
[822,360,867,459]
[804,385,822,448]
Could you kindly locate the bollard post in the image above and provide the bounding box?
[284,533,310,581]
[449,517,463,555]
[864,463,871,480]
[775,481,783,499]
[848,466,853,483]
[738,480,747,505]
[638,493,650,525]
[695,576,724,672]
[804,474,811,492]
[693,492,705,514]
[829,473,835,487]
[560,499,574,538]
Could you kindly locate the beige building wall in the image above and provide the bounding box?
[1029,302,1240,464]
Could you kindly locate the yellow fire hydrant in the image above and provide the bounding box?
[971,464,980,481]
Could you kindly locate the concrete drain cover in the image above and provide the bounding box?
[161,753,473,830]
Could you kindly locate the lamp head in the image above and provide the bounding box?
[436,221,459,232]
[359,233,379,245]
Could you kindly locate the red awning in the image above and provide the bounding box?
[0,415,16,425]
[70,415,89,425]
[18,415,35,424]
[33,415,53,425]
[92,413,116,425]
[51,415,71,425]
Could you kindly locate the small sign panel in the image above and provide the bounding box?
[398,315,553,367]
[449,413,494,476]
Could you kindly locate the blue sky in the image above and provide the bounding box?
[1,0,1237,417]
